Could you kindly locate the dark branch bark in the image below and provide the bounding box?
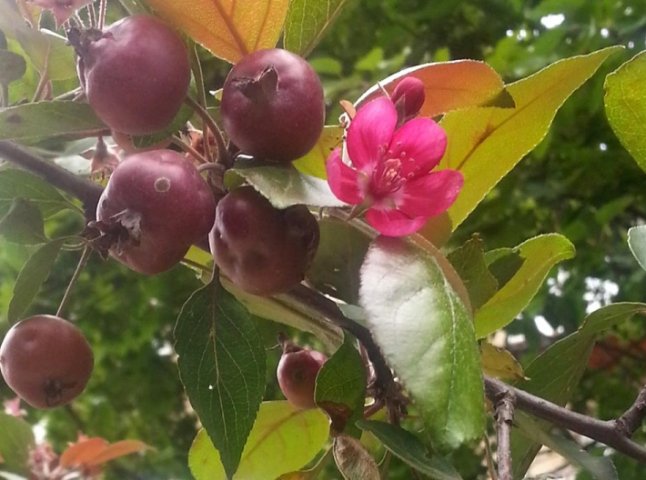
[0,141,103,217]
[492,385,515,480]
[615,384,646,437]
[485,376,646,463]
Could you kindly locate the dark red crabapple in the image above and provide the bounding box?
[277,342,327,409]
[96,149,215,275]
[210,186,319,295]
[220,48,325,162]
[0,315,93,409]
[77,15,190,135]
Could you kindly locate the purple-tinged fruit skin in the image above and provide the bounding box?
[0,315,93,409]
[97,149,215,275]
[210,186,319,295]
[79,15,190,135]
[221,48,325,162]
[277,349,327,409]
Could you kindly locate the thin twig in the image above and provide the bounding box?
[484,376,646,463]
[98,0,107,29]
[492,387,516,480]
[31,44,51,102]
[56,245,91,318]
[0,141,103,217]
[190,44,213,163]
[172,135,208,164]
[184,96,229,166]
[615,385,646,437]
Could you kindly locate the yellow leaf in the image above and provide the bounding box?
[293,125,343,179]
[145,0,290,63]
[480,342,527,381]
[439,46,622,229]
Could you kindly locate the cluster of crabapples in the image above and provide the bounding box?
[1,15,329,409]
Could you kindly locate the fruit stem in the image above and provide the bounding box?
[98,0,107,30]
[56,244,92,318]
[171,135,208,164]
[184,96,229,167]
[189,44,214,164]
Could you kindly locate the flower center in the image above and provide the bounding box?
[370,157,405,199]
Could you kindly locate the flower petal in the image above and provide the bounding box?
[397,169,464,218]
[326,148,364,205]
[365,208,427,237]
[388,117,447,176]
[347,97,397,169]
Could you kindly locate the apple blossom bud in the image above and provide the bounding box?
[391,76,425,121]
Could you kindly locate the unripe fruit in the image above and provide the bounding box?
[97,149,215,275]
[221,48,325,162]
[277,343,327,409]
[210,186,319,295]
[0,315,93,409]
[77,15,190,135]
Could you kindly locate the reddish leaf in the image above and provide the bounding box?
[60,437,109,468]
[84,440,150,467]
[355,60,512,117]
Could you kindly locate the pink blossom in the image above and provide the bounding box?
[326,96,463,237]
[29,0,92,26]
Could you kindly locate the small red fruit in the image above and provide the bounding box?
[277,342,327,409]
[96,149,215,275]
[0,315,93,409]
[77,15,190,135]
[221,48,325,162]
[210,186,319,295]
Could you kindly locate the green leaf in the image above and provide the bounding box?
[480,342,526,382]
[0,101,105,144]
[225,160,345,209]
[315,335,366,437]
[0,413,35,475]
[131,103,192,148]
[188,401,329,480]
[356,420,462,480]
[484,248,524,288]
[515,413,617,480]
[359,237,484,450]
[447,236,498,310]
[292,126,343,179]
[0,169,72,217]
[7,238,65,323]
[511,303,646,478]
[627,226,646,271]
[0,198,46,244]
[333,435,379,480]
[440,46,623,229]
[175,279,266,478]
[0,50,26,85]
[474,234,575,338]
[283,0,348,56]
[605,51,646,172]
[307,219,370,304]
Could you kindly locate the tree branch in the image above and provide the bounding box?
[484,376,646,463]
[0,141,103,217]
[615,384,646,437]
[492,385,515,480]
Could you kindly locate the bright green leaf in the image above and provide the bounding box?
[0,169,72,217]
[0,198,46,244]
[474,234,575,338]
[284,0,348,56]
[359,237,484,450]
[627,225,646,271]
[484,248,524,288]
[0,50,26,86]
[307,219,370,304]
[0,413,35,475]
[7,238,64,323]
[189,401,329,480]
[333,435,379,480]
[0,102,106,144]
[356,420,462,480]
[175,279,266,478]
[515,413,617,480]
[605,51,646,172]
[292,126,343,179]
[225,160,345,209]
[447,236,498,310]
[315,335,366,437]
[440,46,623,229]
[511,303,646,478]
